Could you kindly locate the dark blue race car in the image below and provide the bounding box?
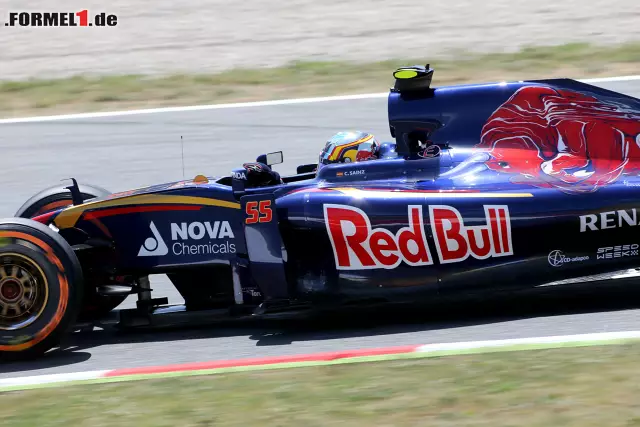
[3,64,640,359]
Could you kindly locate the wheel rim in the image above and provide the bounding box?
[0,253,49,331]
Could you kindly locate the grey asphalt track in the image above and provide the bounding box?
[1,78,640,377]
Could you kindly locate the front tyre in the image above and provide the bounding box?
[15,183,127,321]
[0,219,83,360]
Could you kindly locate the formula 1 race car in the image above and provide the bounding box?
[3,64,640,359]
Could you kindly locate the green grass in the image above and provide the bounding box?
[4,342,640,426]
[2,42,640,118]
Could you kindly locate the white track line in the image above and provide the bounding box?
[0,370,109,388]
[1,75,639,125]
[0,93,388,124]
[415,330,640,352]
[1,330,640,391]
[580,75,640,83]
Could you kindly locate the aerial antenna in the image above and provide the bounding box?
[181,135,185,179]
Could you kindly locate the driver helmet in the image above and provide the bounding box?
[317,131,380,171]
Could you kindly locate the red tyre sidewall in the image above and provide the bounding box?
[0,222,82,355]
[15,184,110,218]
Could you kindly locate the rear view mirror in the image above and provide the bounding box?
[266,151,283,166]
[257,151,284,166]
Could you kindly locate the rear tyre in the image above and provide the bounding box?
[15,182,111,218]
[0,218,83,360]
[15,183,127,321]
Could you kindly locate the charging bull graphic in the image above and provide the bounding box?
[476,86,640,193]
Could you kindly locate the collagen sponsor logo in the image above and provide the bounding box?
[323,204,512,270]
[547,250,589,267]
[579,209,640,232]
[597,244,639,259]
[138,221,236,257]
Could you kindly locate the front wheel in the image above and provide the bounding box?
[15,183,127,321]
[0,219,83,360]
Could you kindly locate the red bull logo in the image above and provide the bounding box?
[430,205,512,264]
[476,86,640,193]
[324,204,513,270]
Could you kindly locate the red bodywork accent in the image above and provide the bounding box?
[78,205,201,238]
[82,205,201,221]
[477,86,640,193]
[31,210,59,225]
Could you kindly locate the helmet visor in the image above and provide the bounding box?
[318,141,336,165]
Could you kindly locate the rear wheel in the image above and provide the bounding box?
[15,183,127,321]
[0,219,83,360]
[15,182,110,218]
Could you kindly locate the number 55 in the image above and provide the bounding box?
[245,200,273,224]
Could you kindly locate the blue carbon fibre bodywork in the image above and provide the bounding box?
[35,75,640,309]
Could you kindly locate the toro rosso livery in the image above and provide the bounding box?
[3,64,640,358]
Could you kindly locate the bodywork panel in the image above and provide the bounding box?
[36,75,640,309]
